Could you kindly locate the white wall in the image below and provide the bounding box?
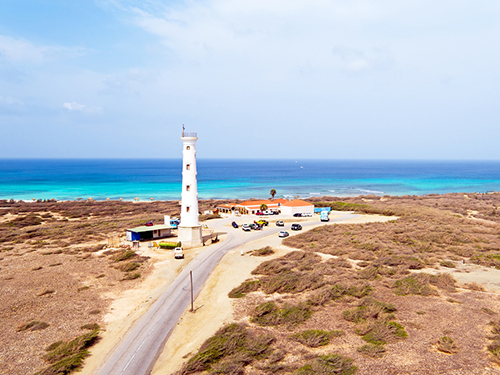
[281,205,314,216]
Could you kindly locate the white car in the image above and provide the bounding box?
[278,231,289,238]
[174,247,184,259]
[242,224,251,231]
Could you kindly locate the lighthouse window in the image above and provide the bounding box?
[186,185,190,191]
[187,206,190,212]
[186,146,190,150]
[186,164,190,170]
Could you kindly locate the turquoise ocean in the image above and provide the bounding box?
[1,159,500,201]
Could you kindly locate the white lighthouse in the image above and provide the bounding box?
[178,128,203,247]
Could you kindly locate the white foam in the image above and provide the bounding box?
[357,189,384,195]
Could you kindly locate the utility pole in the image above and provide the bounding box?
[190,271,194,312]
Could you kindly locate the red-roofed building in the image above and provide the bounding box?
[279,199,314,216]
[220,199,315,216]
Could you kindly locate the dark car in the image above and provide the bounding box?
[231,221,239,228]
[293,213,302,217]
[276,220,284,226]
[291,223,302,231]
[251,223,262,230]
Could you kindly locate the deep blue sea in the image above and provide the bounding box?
[1,159,500,201]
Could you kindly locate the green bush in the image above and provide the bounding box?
[228,280,261,298]
[113,250,136,262]
[357,343,386,358]
[251,302,312,326]
[393,275,438,296]
[36,329,100,375]
[291,330,337,348]
[296,354,357,375]
[436,336,458,354]
[180,323,274,374]
[343,298,396,324]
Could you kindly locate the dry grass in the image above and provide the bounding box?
[251,246,275,257]
[436,336,458,354]
[177,323,274,375]
[216,193,500,374]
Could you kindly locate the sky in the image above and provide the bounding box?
[0,0,499,160]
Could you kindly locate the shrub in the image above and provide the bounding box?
[228,280,261,298]
[252,259,294,275]
[357,343,386,358]
[471,253,500,269]
[113,250,136,262]
[17,321,50,332]
[440,260,456,268]
[80,323,100,330]
[331,283,372,300]
[343,298,396,324]
[296,354,357,375]
[36,329,100,375]
[260,271,324,294]
[393,275,438,296]
[291,330,339,348]
[251,302,312,326]
[122,272,141,280]
[116,262,139,272]
[436,336,458,354]
[179,323,274,374]
[252,246,275,256]
[464,282,485,292]
[361,322,407,345]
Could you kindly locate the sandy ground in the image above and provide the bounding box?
[150,213,396,375]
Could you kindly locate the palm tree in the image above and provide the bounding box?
[260,203,268,212]
[270,189,276,199]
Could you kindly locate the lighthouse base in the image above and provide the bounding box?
[178,226,203,248]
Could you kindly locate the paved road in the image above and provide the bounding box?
[93,212,359,375]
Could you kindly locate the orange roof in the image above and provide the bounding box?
[238,200,274,207]
[273,198,288,204]
[281,199,314,207]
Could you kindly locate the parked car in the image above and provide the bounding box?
[302,213,312,217]
[174,247,184,259]
[276,220,284,226]
[145,221,154,226]
[279,231,289,238]
[251,223,262,230]
[231,221,239,228]
[242,224,251,231]
[271,211,279,215]
[256,219,269,226]
[255,211,264,216]
[291,223,302,231]
[293,213,302,217]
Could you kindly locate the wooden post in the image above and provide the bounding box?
[190,271,194,312]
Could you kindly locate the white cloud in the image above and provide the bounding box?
[0,35,86,64]
[0,95,24,105]
[63,102,85,111]
[63,102,103,113]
